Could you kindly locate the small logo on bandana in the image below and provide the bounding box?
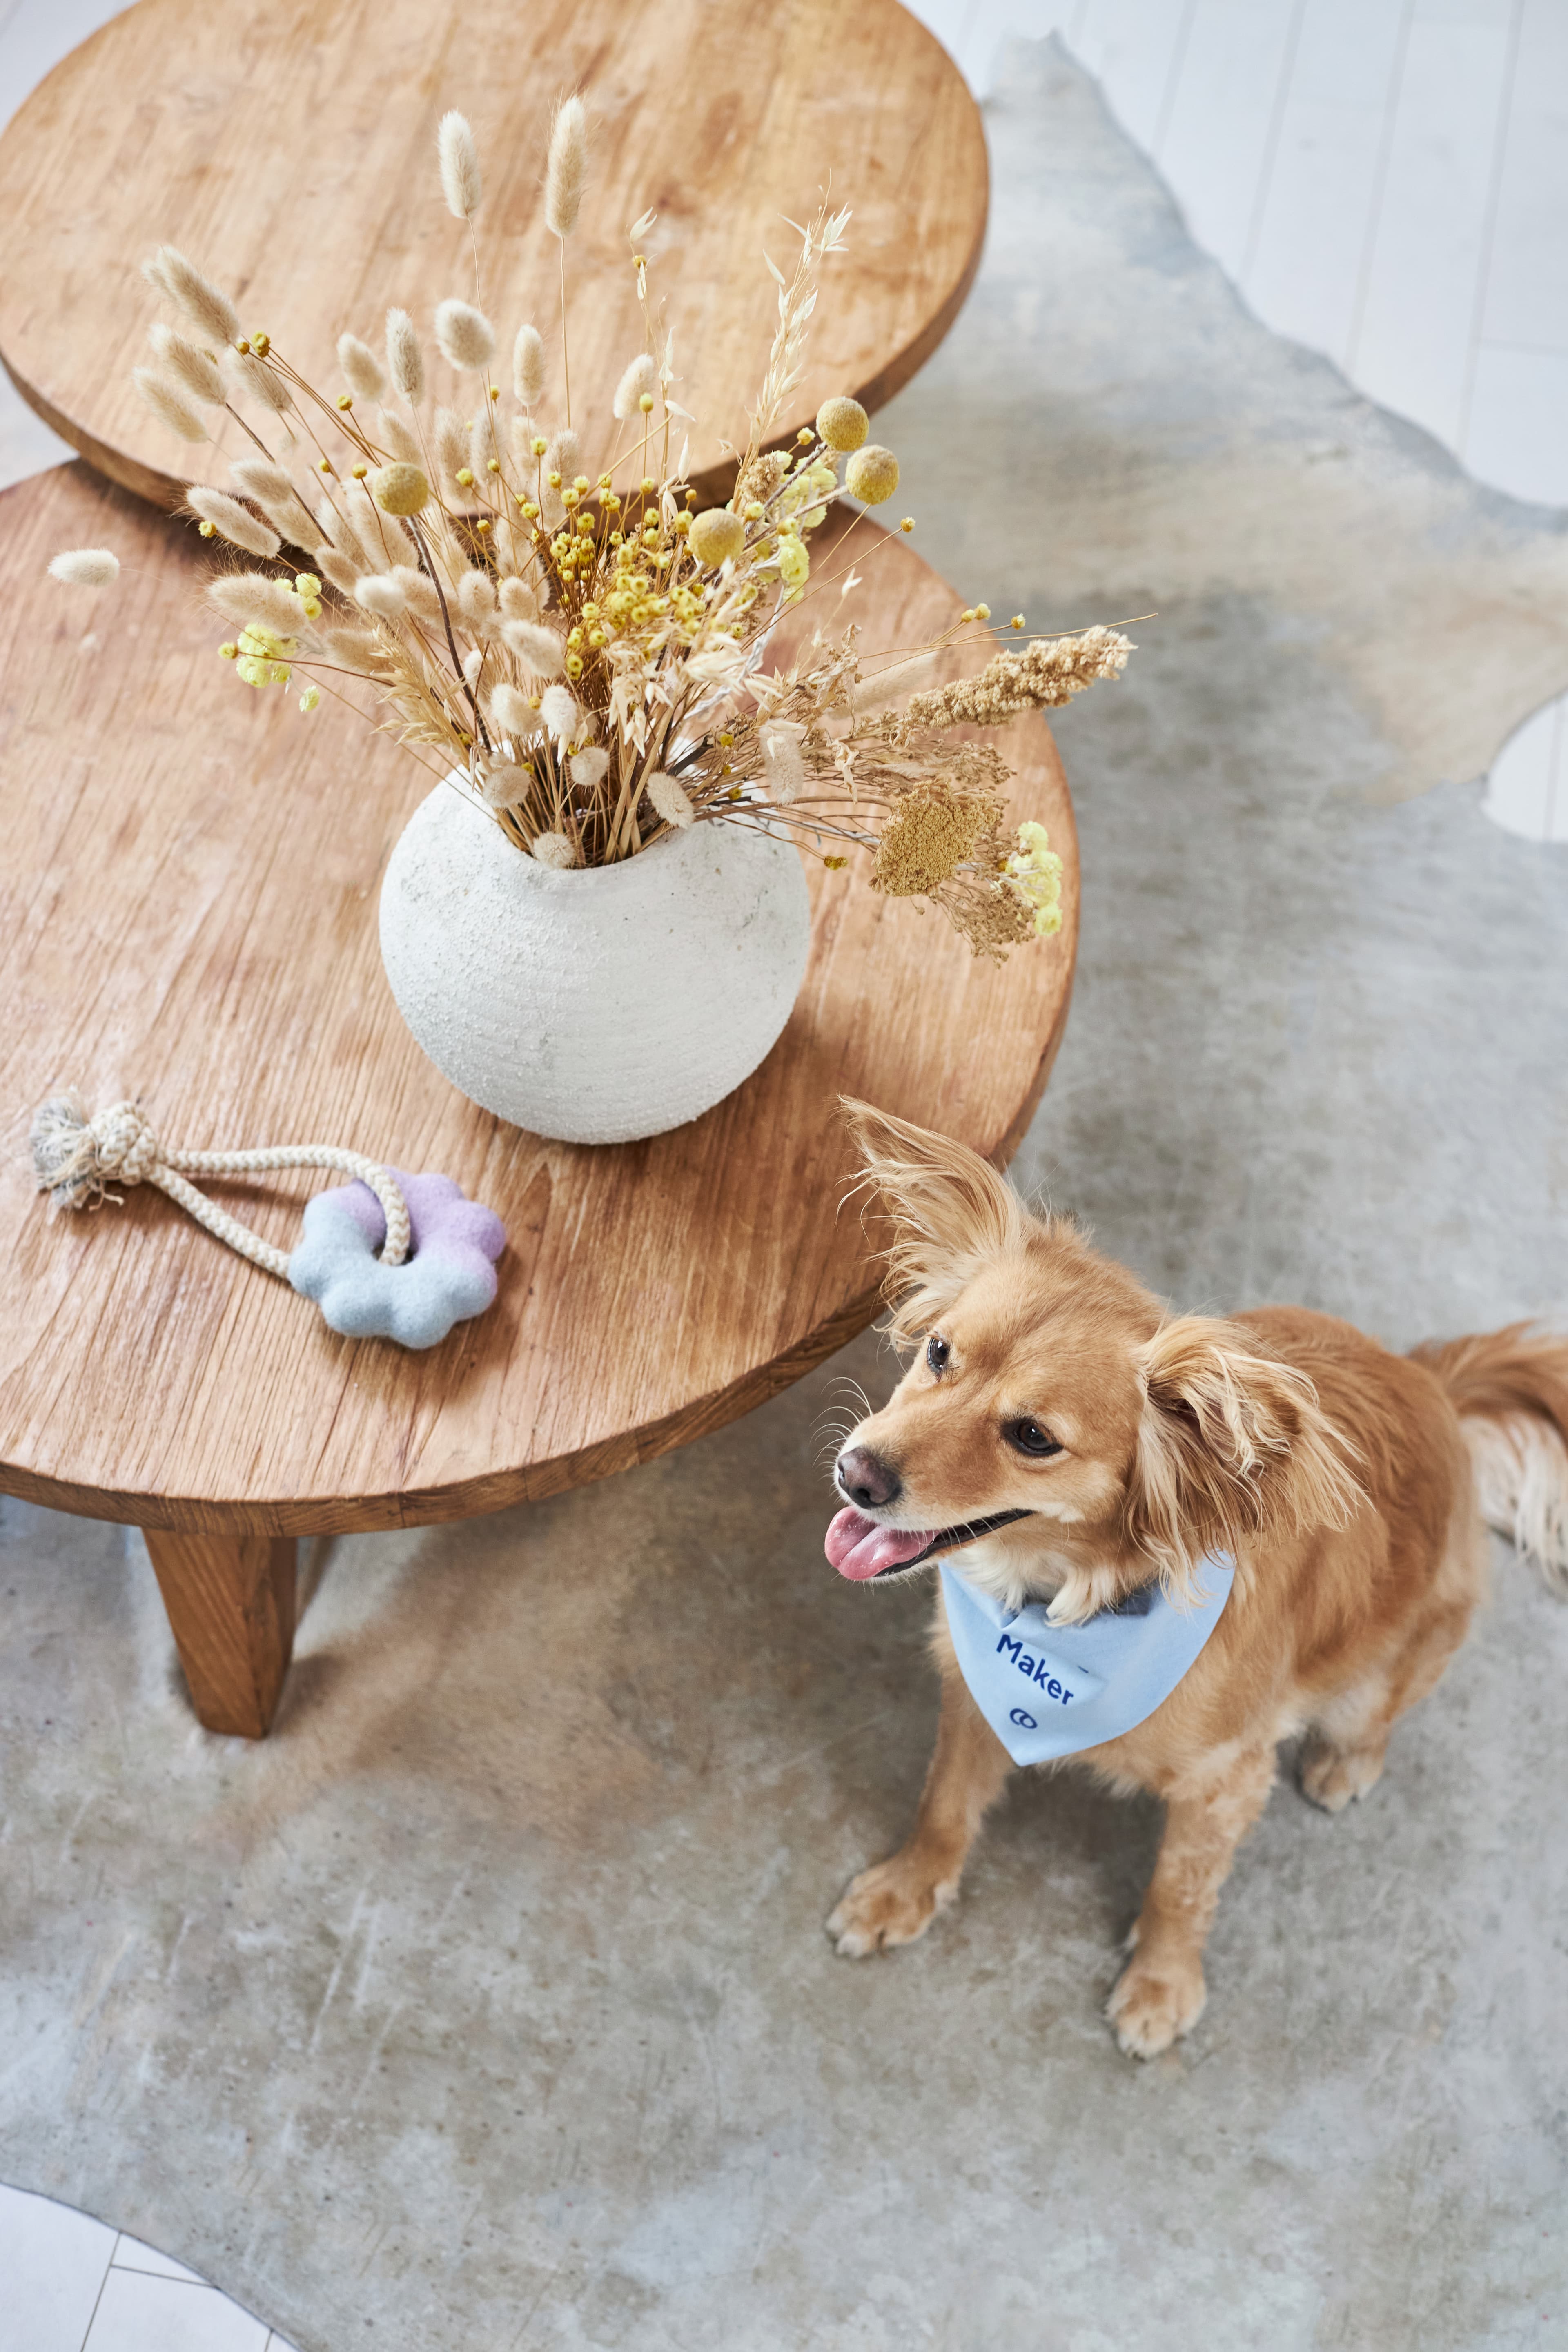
[991,1625,1104,1714]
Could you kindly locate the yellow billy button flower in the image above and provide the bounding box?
[251,332,271,357]
[198,520,216,538]
[744,500,764,521]
[372,461,430,516]
[351,463,369,480]
[975,602,991,620]
[532,436,549,457]
[1011,614,1026,630]
[337,394,353,411]
[566,653,583,678]
[823,854,848,869]
[690,509,744,566]
[816,396,868,451]
[776,536,809,592]
[1002,820,1065,937]
[845,444,899,504]
[234,622,294,689]
[299,684,320,713]
[218,641,238,659]
[900,517,916,534]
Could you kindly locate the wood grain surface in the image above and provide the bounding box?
[0,465,1077,1535]
[0,0,988,511]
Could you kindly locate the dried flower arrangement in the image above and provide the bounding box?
[50,100,1133,956]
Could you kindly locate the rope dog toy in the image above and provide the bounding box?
[30,1095,504,1350]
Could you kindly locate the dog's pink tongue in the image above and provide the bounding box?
[825,1507,934,1581]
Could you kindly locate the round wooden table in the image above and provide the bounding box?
[0,470,1077,1737]
[0,0,989,509]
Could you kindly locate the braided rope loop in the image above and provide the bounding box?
[169,1148,410,1266]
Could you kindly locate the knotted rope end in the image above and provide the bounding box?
[31,1092,159,1211]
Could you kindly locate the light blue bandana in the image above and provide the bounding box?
[939,1553,1235,1766]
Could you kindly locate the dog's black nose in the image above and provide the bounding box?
[837,1446,902,1511]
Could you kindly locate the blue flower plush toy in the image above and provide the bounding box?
[289,1169,504,1348]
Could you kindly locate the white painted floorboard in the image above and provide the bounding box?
[0,2183,297,2352]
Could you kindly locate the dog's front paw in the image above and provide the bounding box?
[1106,1951,1206,2058]
[1298,1731,1386,1814]
[827,1850,957,1957]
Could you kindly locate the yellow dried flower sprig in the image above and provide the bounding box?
[901,626,1133,731]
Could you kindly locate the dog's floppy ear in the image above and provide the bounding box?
[840,1098,1027,1344]
[1124,1315,1362,1597]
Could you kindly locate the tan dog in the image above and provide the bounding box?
[824,1103,1568,2056]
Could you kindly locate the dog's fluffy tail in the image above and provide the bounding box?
[1410,1324,1568,1593]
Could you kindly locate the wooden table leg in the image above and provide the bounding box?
[141,1528,297,1738]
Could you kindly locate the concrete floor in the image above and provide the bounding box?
[3,40,1568,2352]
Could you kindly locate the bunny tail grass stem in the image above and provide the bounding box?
[222,401,279,462]
[409,518,490,752]
[559,241,572,429]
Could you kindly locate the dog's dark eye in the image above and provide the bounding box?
[926,1333,950,1374]
[1006,1418,1062,1458]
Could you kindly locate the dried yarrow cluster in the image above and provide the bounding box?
[51,103,1132,955]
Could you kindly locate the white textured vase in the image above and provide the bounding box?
[379,782,812,1145]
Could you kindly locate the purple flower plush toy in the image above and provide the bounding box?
[288,1169,504,1348]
